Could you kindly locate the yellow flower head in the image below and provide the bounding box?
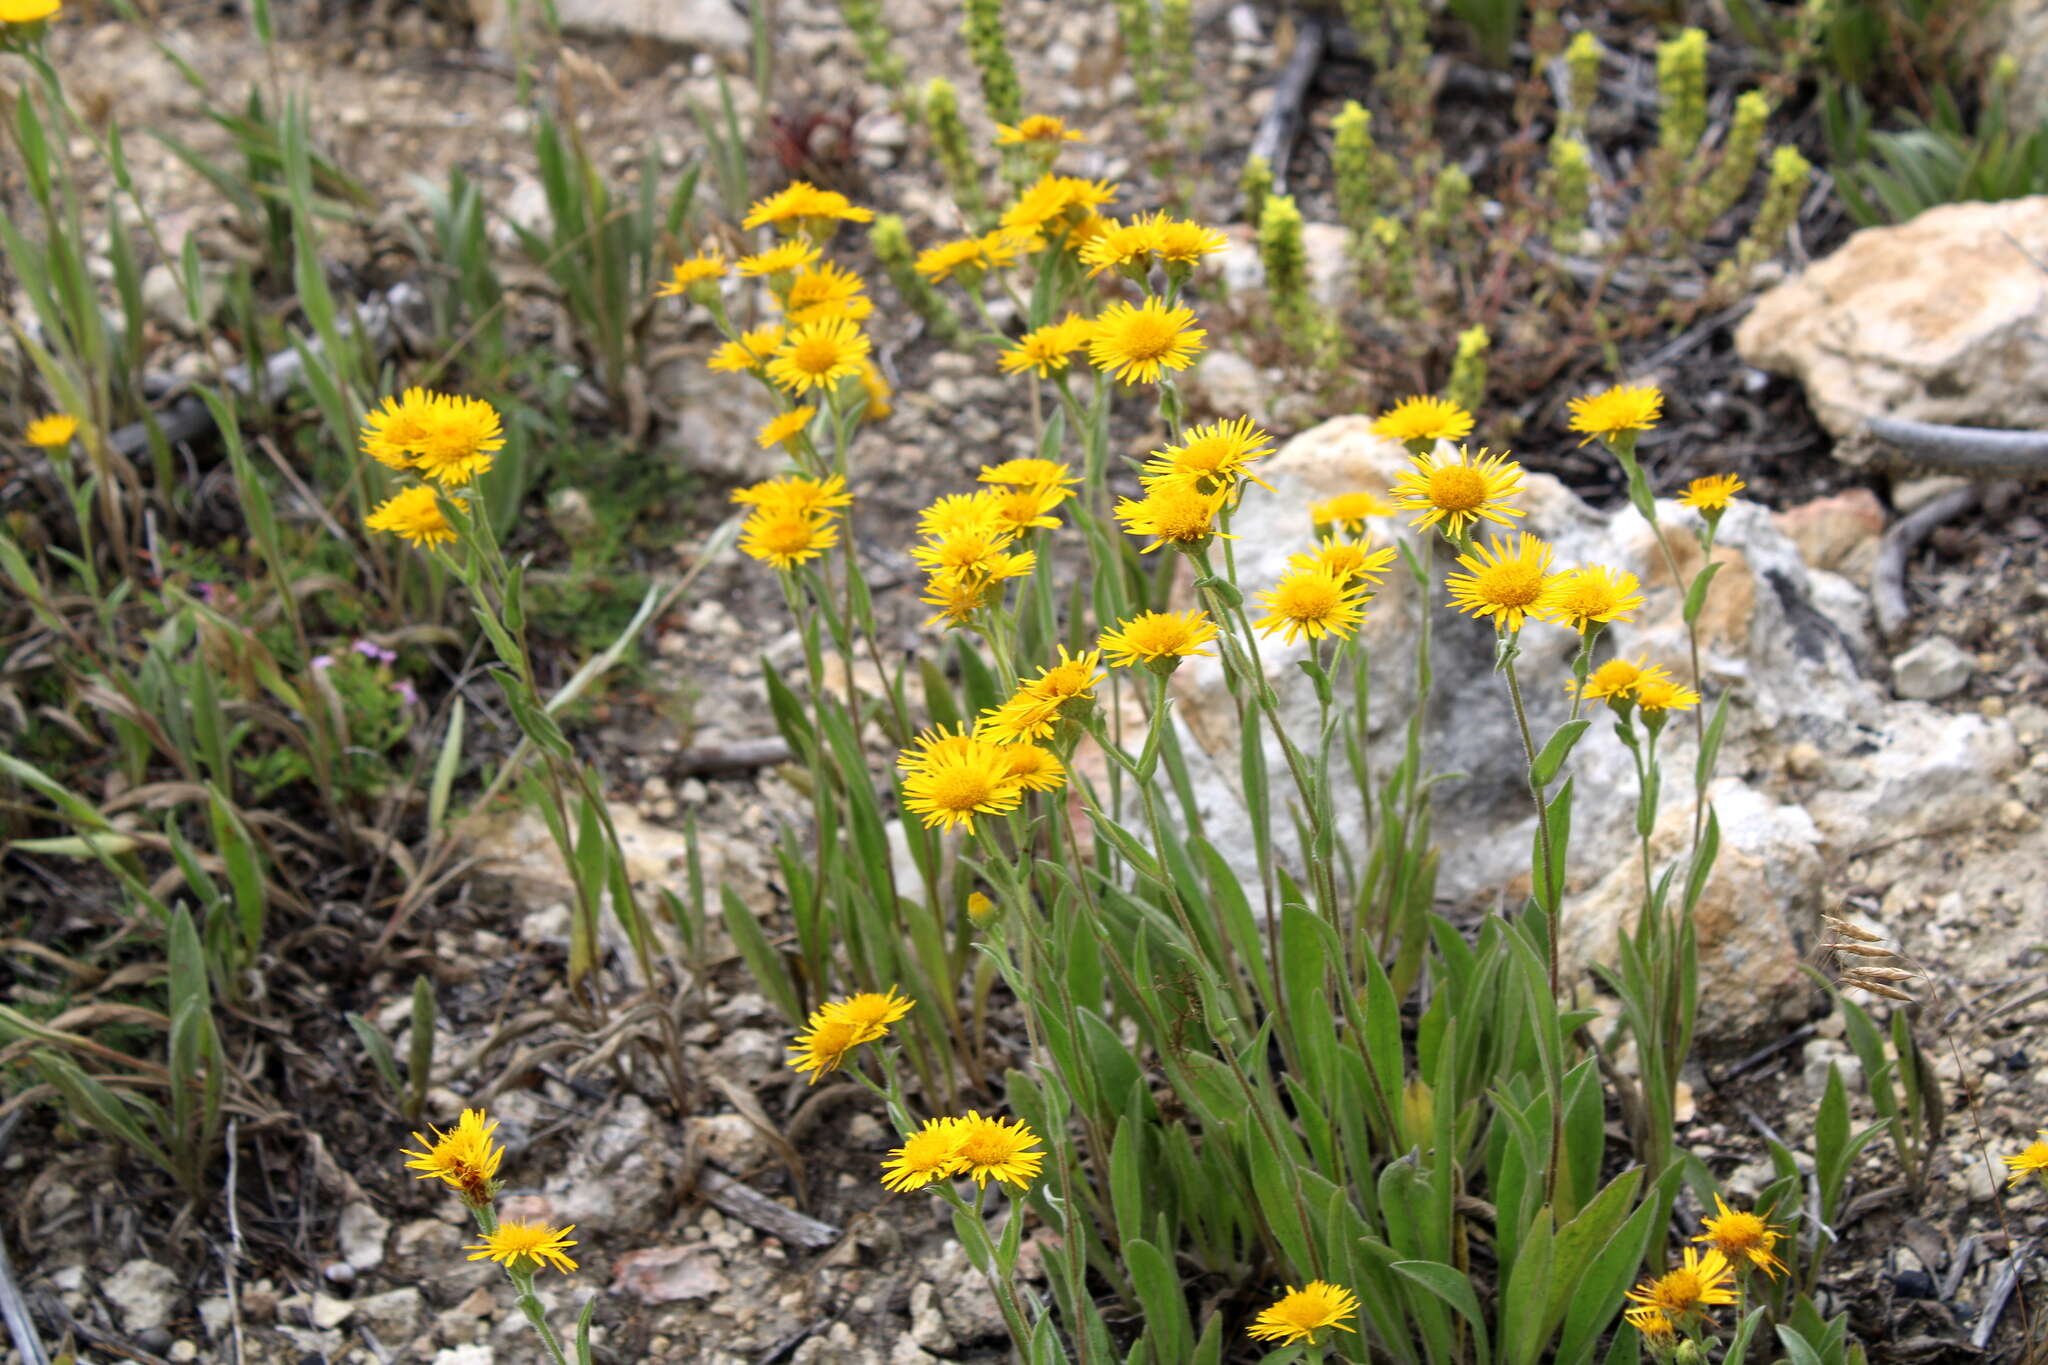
[1626,1307,1677,1345]
[1634,674,1703,713]
[1247,1281,1360,1347]
[466,1220,578,1275]
[1567,655,1651,702]
[787,987,911,1083]
[995,114,1086,145]
[1568,383,1664,446]
[986,483,1070,535]
[0,0,59,23]
[831,986,915,1039]
[1001,173,1118,241]
[732,473,852,518]
[1289,536,1398,585]
[1141,416,1275,495]
[25,412,77,447]
[950,1111,1045,1189]
[855,355,893,420]
[2002,1132,2048,1187]
[898,724,982,774]
[1391,445,1526,537]
[1373,395,1475,446]
[708,324,786,374]
[756,406,817,450]
[740,508,838,571]
[1679,473,1746,512]
[919,491,1003,538]
[1099,609,1219,669]
[1113,485,1228,554]
[913,524,1030,581]
[780,261,873,325]
[900,736,1026,832]
[1088,296,1206,384]
[921,571,993,627]
[360,388,503,485]
[1151,217,1230,267]
[742,180,874,232]
[1002,742,1068,792]
[767,317,872,395]
[401,1108,503,1205]
[978,647,1104,742]
[365,486,457,549]
[1077,212,1167,277]
[915,232,1020,285]
[881,1117,963,1192]
[998,313,1095,377]
[737,239,823,278]
[1447,534,1556,632]
[1255,568,1370,644]
[655,252,726,297]
[1310,490,1398,536]
[978,457,1081,489]
[1625,1246,1738,1319]
[965,891,998,923]
[1694,1194,1788,1277]
[1537,565,1644,632]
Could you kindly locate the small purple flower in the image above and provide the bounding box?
[392,679,419,705]
[353,639,398,666]
[194,581,219,604]
[310,654,336,673]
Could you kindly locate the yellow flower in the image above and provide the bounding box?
[965,891,998,923]
[978,647,1104,742]
[756,407,817,451]
[767,317,872,395]
[900,737,1025,832]
[913,525,1030,581]
[708,324,786,374]
[1099,609,1218,668]
[998,313,1094,377]
[365,486,457,548]
[1255,568,1369,644]
[1679,473,1746,512]
[1446,534,1556,632]
[1000,173,1118,240]
[787,1010,864,1083]
[1626,1307,1677,1345]
[986,483,1070,535]
[1694,1195,1788,1278]
[1373,394,1475,446]
[654,252,726,297]
[1391,445,1526,537]
[919,492,1002,537]
[25,413,76,447]
[1247,1281,1360,1347]
[401,1108,503,1205]
[359,391,501,486]
[978,457,1081,488]
[831,986,915,1039]
[1289,536,1398,585]
[740,508,838,571]
[1634,674,1702,713]
[1625,1246,1737,1318]
[780,261,873,325]
[897,724,983,774]
[742,180,873,232]
[1567,383,1664,446]
[995,114,1086,145]
[1077,213,1166,277]
[915,232,1019,285]
[855,355,893,420]
[921,571,993,627]
[1310,490,1398,535]
[949,1111,1045,1189]
[1002,742,1067,792]
[881,1117,963,1192]
[1141,416,1275,495]
[732,473,852,517]
[466,1221,579,1275]
[737,239,823,278]
[359,387,439,473]
[2002,1132,2048,1187]
[1537,565,1644,631]
[0,0,59,22]
[1151,217,1231,267]
[1087,296,1206,384]
[1113,485,1228,553]
[1567,655,1652,702]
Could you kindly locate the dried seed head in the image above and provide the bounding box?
[1822,914,1885,943]
[1827,942,1896,959]
[1839,974,1916,1003]
[1845,966,1917,983]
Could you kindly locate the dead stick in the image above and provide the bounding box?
[1247,16,1326,195]
[675,737,795,777]
[1873,484,1979,641]
[694,1166,842,1250]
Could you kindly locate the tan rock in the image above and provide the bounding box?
[1773,489,1886,586]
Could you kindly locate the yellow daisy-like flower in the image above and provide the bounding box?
[913,525,1029,581]
[978,457,1081,489]
[1446,534,1556,633]
[900,738,1025,832]
[1289,536,1399,585]
[897,724,982,774]
[787,1010,863,1083]
[740,508,839,571]
[25,413,76,447]
[466,1221,578,1275]
[1141,416,1275,495]
[1537,565,1645,632]
[915,232,1020,285]
[921,571,993,627]
[708,324,786,374]
[737,239,823,278]
[756,406,817,450]
[1113,485,1228,554]
[1002,742,1068,792]
[780,261,873,325]
[401,1108,503,1205]
[881,1117,963,1192]
[741,180,874,232]
[1000,173,1118,241]
[1077,213,1167,277]
[1255,568,1369,644]
[767,317,872,395]
[0,0,59,22]
[1373,395,1475,446]
[919,492,1002,537]
[1099,609,1219,669]
[995,114,1086,145]
[654,252,726,297]
[1679,473,1746,512]
[1634,674,1703,713]
[1694,1195,1788,1278]
[1310,490,1398,535]
[732,473,853,518]
[1151,218,1231,267]
[365,486,457,548]
[1566,655,1652,702]
[1247,1281,1360,1347]
[1626,1307,1677,1345]
[949,1111,1045,1189]
[1088,297,1206,384]
[1567,383,1664,446]
[998,313,1094,377]
[398,393,504,486]
[986,483,1070,535]
[359,387,440,473]
[854,355,892,420]
[1625,1246,1738,1318]
[2002,1132,2048,1187]
[1392,445,1527,537]
[978,647,1104,742]
[831,986,915,1039]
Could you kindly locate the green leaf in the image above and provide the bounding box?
[1392,1261,1492,1365]
[1126,1239,1193,1364]
[1682,560,1723,625]
[1530,720,1590,787]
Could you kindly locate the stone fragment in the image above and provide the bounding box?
[1891,635,1976,701]
[105,1260,181,1334]
[337,1200,391,1271]
[612,1246,734,1303]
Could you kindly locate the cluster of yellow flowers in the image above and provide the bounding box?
[731,472,852,572]
[1567,654,1703,713]
[401,1108,579,1275]
[357,387,507,548]
[787,986,915,1083]
[910,458,1067,625]
[1626,1196,1787,1348]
